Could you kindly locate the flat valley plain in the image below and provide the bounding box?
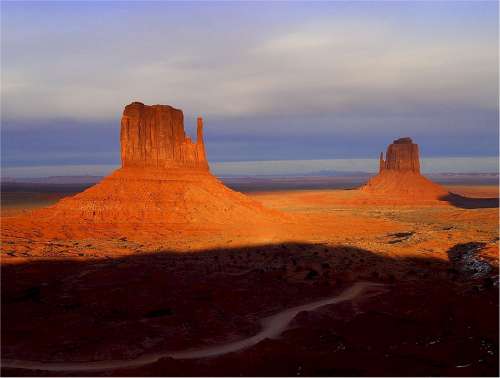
[1,177,499,376]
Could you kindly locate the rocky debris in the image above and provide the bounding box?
[121,102,208,170]
[390,232,414,239]
[447,242,494,279]
[388,231,414,244]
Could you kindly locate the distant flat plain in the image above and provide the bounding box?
[1,174,498,215]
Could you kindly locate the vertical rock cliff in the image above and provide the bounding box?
[120,102,208,170]
[379,137,420,173]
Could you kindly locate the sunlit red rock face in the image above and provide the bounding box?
[379,137,420,173]
[120,102,208,170]
[362,138,448,199]
[4,103,287,243]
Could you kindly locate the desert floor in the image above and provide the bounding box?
[1,183,498,376]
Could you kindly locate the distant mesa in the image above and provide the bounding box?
[361,137,448,199]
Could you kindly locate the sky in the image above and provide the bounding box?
[1,1,499,175]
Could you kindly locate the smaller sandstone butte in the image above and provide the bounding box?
[121,102,208,170]
[362,137,448,200]
[379,137,420,173]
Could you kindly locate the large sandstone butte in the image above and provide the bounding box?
[361,137,448,199]
[379,137,420,173]
[6,102,287,243]
[120,102,208,170]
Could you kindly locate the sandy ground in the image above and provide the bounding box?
[1,184,498,376]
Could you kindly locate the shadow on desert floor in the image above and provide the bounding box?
[441,193,499,209]
[1,241,498,377]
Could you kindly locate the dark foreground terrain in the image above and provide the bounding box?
[2,242,498,376]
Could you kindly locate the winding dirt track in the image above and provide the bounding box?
[2,281,384,372]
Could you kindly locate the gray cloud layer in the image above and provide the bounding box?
[2,4,497,123]
[1,2,498,166]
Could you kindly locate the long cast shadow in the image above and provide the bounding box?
[1,242,498,377]
[440,193,499,209]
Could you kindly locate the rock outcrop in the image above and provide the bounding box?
[361,137,448,200]
[8,102,287,243]
[379,137,420,173]
[120,102,208,170]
